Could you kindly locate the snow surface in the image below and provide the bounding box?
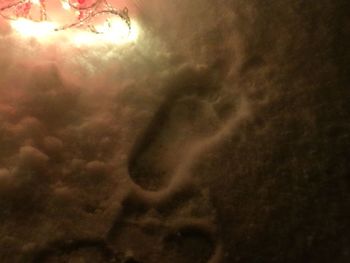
[0,0,349,262]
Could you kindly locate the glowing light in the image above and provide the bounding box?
[9,17,139,46]
[1,0,133,42]
[31,0,41,6]
[62,1,71,10]
[73,19,139,46]
[10,18,57,38]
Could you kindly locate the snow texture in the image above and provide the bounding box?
[0,0,349,262]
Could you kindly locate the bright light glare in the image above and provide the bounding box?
[10,19,57,38]
[10,18,139,46]
[62,1,71,10]
[72,19,139,46]
[32,0,41,5]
